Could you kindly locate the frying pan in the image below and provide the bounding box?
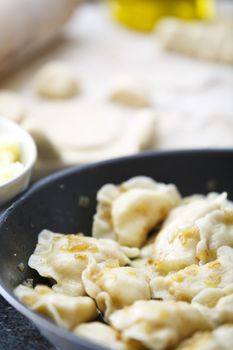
[0,149,233,350]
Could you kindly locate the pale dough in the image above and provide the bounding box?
[21,103,156,178]
[175,324,233,350]
[34,61,79,99]
[156,19,233,65]
[108,76,151,108]
[28,229,137,297]
[0,90,25,122]
[109,300,213,350]
[73,322,125,349]
[14,284,97,330]
[133,109,157,149]
[73,322,137,350]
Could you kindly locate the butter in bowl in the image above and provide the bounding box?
[0,117,37,205]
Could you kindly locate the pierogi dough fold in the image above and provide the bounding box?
[28,230,139,296]
[93,176,181,248]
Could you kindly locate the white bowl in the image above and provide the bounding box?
[0,117,37,205]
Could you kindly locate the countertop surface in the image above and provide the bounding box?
[0,296,53,350]
[1,2,233,179]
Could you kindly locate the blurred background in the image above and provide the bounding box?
[0,0,233,179]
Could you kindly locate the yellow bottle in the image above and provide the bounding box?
[109,0,215,32]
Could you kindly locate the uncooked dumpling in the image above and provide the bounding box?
[108,76,151,108]
[34,61,79,99]
[156,18,233,65]
[21,103,157,179]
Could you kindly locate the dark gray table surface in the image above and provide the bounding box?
[0,295,54,350]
